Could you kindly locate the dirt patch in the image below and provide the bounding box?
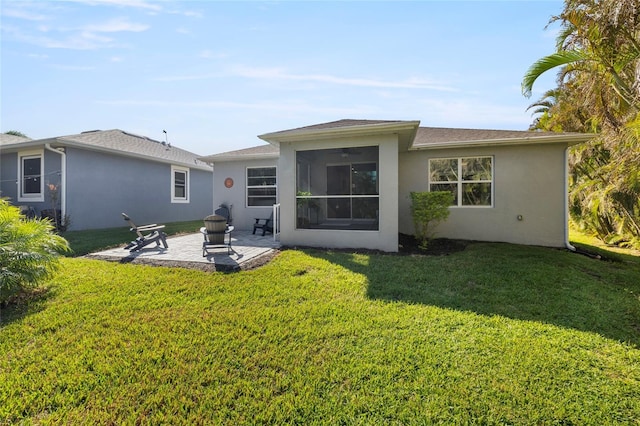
[398,233,469,256]
[285,234,469,257]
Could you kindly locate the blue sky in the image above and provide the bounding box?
[1,0,563,155]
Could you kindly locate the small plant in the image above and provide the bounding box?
[410,191,454,249]
[297,191,319,228]
[0,198,70,303]
[43,183,70,232]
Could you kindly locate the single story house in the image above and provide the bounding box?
[0,129,213,230]
[200,119,593,253]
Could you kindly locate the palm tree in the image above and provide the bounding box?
[522,0,640,122]
[0,198,70,303]
[521,0,640,248]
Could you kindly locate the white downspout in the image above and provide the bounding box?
[564,146,576,251]
[209,162,215,213]
[44,144,66,222]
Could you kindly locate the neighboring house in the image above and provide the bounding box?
[0,130,213,230]
[200,119,593,252]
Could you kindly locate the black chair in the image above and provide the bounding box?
[214,204,232,225]
[252,212,273,236]
[201,214,234,256]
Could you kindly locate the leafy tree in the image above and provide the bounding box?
[522,0,640,249]
[2,130,28,138]
[0,198,70,303]
[410,191,454,249]
[527,84,595,133]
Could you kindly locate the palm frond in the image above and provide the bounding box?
[522,50,588,98]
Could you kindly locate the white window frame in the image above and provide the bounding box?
[246,166,277,208]
[428,156,493,208]
[171,165,190,203]
[18,150,45,202]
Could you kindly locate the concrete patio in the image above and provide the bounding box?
[87,230,281,272]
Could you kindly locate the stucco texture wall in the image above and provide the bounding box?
[212,158,278,231]
[65,148,212,230]
[0,149,62,212]
[0,152,19,201]
[398,143,569,247]
[278,134,399,252]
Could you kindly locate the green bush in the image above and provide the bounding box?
[410,191,454,249]
[0,198,70,303]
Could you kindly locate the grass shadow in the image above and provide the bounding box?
[307,241,640,347]
[0,286,56,327]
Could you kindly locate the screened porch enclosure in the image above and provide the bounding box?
[296,146,379,231]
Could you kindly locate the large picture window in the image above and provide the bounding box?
[429,156,492,207]
[18,151,44,202]
[171,166,189,203]
[296,146,379,230]
[247,167,277,207]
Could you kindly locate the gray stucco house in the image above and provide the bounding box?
[0,129,213,230]
[200,119,593,252]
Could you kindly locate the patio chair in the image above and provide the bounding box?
[122,213,168,252]
[214,203,232,225]
[252,211,274,236]
[201,214,234,256]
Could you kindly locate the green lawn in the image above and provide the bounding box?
[62,220,203,256]
[1,237,639,423]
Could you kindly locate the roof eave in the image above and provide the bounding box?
[199,152,280,164]
[410,133,594,150]
[0,137,59,151]
[258,120,421,145]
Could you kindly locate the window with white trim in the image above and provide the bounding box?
[171,166,189,203]
[18,150,44,202]
[247,167,277,207]
[429,156,493,207]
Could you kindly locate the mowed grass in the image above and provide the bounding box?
[1,242,640,424]
[62,220,203,256]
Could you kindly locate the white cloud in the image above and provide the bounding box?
[231,66,458,92]
[82,17,149,33]
[410,98,532,129]
[1,7,48,21]
[153,72,223,82]
[154,66,458,92]
[2,15,148,50]
[28,53,49,60]
[168,9,203,18]
[199,49,228,60]
[50,64,96,71]
[1,24,115,50]
[94,98,372,116]
[65,0,162,12]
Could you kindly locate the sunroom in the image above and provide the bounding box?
[295,146,379,231]
[259,120,420,252]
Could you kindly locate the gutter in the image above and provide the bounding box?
[409,134,593,151]
[44,144,66,223]
[564,146,576,251]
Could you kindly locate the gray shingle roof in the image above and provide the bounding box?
[204,119,593,160]
[0,133,32,145]
[412,127,580,147]
[2,129,211,170]
[199,143,279,163]
[279,119,409,132]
